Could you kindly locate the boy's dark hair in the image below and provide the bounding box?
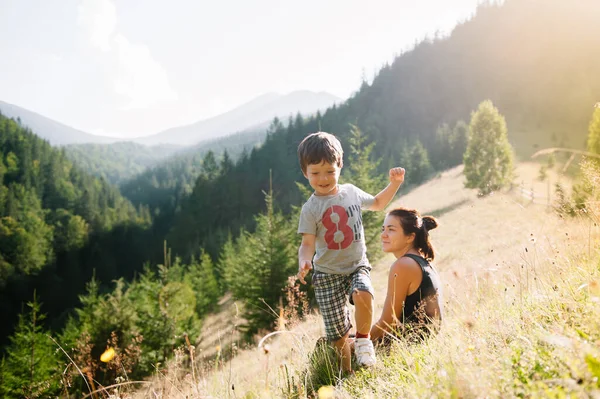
[297,132,344,174]
[388,208,438,261]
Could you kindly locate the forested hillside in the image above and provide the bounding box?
[65,112,272,187]
[0,113,152,345]
[64,142,182,185]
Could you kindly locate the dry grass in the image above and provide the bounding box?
[130,163,600,398]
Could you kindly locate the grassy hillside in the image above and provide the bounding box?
[121,163,599,398]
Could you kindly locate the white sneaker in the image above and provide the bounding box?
[354,338,376,367]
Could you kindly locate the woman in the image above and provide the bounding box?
[370,208,443,343]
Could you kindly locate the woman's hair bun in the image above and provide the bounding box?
[422,216,438,231]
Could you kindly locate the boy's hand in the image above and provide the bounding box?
[389,167,405,184]
[297,260,313,284]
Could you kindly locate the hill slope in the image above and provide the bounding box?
[0,101,116,145]
[132,162,599,397]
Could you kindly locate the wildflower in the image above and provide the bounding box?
[100,347,115,363]
[590,280,600,296]
[318,385,335,399]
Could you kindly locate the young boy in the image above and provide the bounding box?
[296,131,405,371]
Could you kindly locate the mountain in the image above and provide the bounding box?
[63,142,183,185]
[0,100,117,145]
[66,120,270,187]
[134,91,341,146]
[1,91,339,147]
[60,91,337,183]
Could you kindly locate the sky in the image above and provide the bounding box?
[0,0,481,138]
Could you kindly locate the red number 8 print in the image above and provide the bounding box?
[322,205,353,250]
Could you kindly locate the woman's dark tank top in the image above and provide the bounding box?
[401,253,444,326]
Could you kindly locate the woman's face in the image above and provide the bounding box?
[381,214,414,254]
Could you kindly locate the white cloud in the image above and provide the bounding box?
[77,0,116,51]
[77,0,177,108]
[113,34,178,109]
[48,54,63,62]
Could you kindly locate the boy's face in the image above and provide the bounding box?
[303,161,341,196]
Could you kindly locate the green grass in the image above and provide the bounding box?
[336,255,600,398]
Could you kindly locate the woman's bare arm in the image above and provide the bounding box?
[370,258,421,341]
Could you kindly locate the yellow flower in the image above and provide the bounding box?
[100,347,115,363]
[318,385,335,399]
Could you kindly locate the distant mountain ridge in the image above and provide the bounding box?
[134,90,341,146]
[1,91,340,147]
[0,100,117,145]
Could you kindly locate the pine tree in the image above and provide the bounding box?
[587,104,600,157]
[397,142,413,184]
[202,151,219,181]
[0,294,61,398]
[463,100,515,195]
[185,250,220,317]
[216,233,236,290]
[342,125,387,260]
[125,266,176,374]
[0,155,7,193]
[450,120,469,166]
[570,105,600,215]
[220,150,234,175]
[432,123,452,170]
[0,185,53,280]
[223,177,296,336]
[408,140,433,185]
[49,209,88,253]
[431,121,467,170]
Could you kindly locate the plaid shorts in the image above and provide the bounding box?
[312,267,375,341]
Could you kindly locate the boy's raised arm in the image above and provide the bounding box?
[297,233,316,284]
[367,167,405,211]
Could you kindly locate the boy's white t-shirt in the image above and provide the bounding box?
[298,183,375,275]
